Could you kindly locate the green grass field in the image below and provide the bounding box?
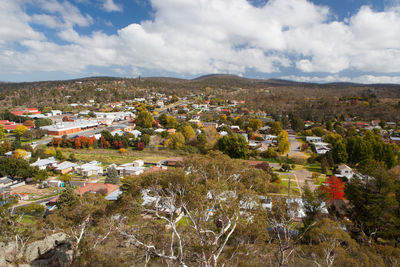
[305,163,322,173]
[60,148,186,165]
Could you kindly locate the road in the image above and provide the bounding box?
[286,132,316,192]
[288,133,303,158]
[10,196,56,214]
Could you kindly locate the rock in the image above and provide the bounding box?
[0,256,13,267]
[0,241,23,263]
[0,233,73,267]
[24,233,68,263]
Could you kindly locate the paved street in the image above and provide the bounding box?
[286,131,316,193]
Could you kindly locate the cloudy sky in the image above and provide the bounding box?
[1,0,400,83]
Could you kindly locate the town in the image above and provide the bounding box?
[0,76,400,266]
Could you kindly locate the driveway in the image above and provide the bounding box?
[293,168,316,193]
[288,134,304,158]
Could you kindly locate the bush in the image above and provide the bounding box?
[118,148,127,153]
[20,203,45,214]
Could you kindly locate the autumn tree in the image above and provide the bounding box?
[248,118,262,131]
[278,130,290,155]
[165,116,179,129]
[136,111,154,128]
[165,132,185,149]
[181,125,195,143]
[14,125,28,140]
[322,176,345,203]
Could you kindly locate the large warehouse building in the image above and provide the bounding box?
[41,120,99,136]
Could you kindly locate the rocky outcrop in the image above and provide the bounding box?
[0,233,74,267]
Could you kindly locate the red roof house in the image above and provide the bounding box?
[76,183,120,197]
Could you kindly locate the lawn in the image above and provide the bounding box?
[279,179,299,188]
[305,163,322,173]
[278,176,301,197]
[280,187,301,197]
[20,215,37,225]
[313,176,326,186]
[60,148,186,165]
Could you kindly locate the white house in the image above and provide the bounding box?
[306,136,322,143]
[0,177,13,188]
[76,161,103,177]
[31,157,57,170]
[337,164,354,180]
[50,110,62,116]
[54,161,78,174]
[129,129,142,138]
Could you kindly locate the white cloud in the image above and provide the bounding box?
[31,14,63,29]
[0,1,45,44]
[280,75,400,84]
[102,0,122,12]
[1,0,400,81]
[35,0,93,28]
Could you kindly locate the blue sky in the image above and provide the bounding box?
[0,0,400,83]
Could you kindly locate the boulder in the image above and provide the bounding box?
[24,233,69,262]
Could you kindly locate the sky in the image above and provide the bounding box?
[1,0,400,83]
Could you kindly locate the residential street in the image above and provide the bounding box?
[286,132,316,193]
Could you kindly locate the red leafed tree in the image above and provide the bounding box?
[74,138,82,149]
[100,136,110,149]
[137,142,145,151]
[52,138,62,147]
[323,176,345,203]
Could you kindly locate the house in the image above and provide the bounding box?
[315,146,330,155]
[76,183,120,197]
[31,157,57,170]
[50,110,62,116]
[48,195,60,206]
[313,141,331,155]
[286,198,328,220]
[46,180,65,187]
[202,122,218,128]
[5,150,32,160]
[161,157,183,167]
[336,164,354,180]
[76,161,103,177]
[257,143,270,152]
[54,161,78,174]
[105,189,123,201]
[306,136,322,143]
[231,125,240,132]
[129,129,142,138]
[0,177,14,188]
[0,120,33,132]
[11,108,41,116]
[264,135,277,141]
[390,136,400,144]
[117,165,145,177]
[219,131,229,136]
[133,160,144,167]
[143,166,167,175]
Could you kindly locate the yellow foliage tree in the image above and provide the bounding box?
[13,149,28,159]
[278,130,290,155]
[165,132,185,149]
[45,147,56,156]
[14,125,28,138]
